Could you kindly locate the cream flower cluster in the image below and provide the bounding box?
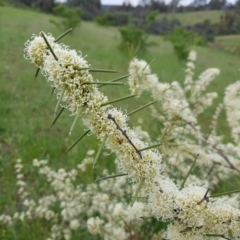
[23,33,240,239]
[24,33,108,116]
[183,50,220,116]
[128,58,158,96]
[24,33,163,184]
[0,157,151,240]
[184,50,197,90]
[128,58,196,125]
[24,34,57,68]
[128,53,240,183]
[152,183,240,239]
[224,80,240,143]
[128,54,240,238]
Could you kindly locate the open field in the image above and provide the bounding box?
[158,10,223,25]
[215,35,240,55]
[0,5,240,239]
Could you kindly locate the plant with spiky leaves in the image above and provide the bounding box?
[1,30,240,240]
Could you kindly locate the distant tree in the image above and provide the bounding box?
[165,27,205,60]
[66,0,100,20]
[150,0,168,12]
[38,0,55,12]
[12,0,55,12]
[51,4,81,30]
[208,0,226,9]
[123,0,132,5]
[137,0,168,12]
[119,25,148,52]
[138,0,151,6]
[66,0,100,8]
[235,0,240,9]
[217,10,240,34]
[13,0,31,7]
[190,0,207,9]
[169,0,181,12]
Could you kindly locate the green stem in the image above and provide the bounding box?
[139,143,162,152]
[127,100,157,116]
[205,234,231,240]
[93,135,108,168]
[35,68,40,79]
[51,107,65,128]
[54,28,73,42]
[65,129,90,153]
[83,82,124,85]
[95,173,127,182]
[181,154,199,189]
[143,58,155,71]
[101,94,137,107]
[210,188,240,198]
[51,87,55,95]
[75,67,90,71]
[40,31,58,61]
[54,87,65,117]
[130,178,145,207]
[69,109,82,136]
[99,74,130,88]
[89,69,118,73]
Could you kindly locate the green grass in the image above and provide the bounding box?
[158,10,223,26]
[0,4,239,179]
[216,35,240,47]
[215,35,240,55]
[0,5,240,239]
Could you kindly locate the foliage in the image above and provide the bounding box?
[217,10,240,35]
[96,11,129,26]
[12,0,54,12]
[165,27,206,60]
[95,12,114,26]
[142,10,159,32]
[146,10,159,26]
[118,25,148,53]
[148,0,168,12]
[147,17,181,35]
[186,20,216,42]
[66,0,100,8]
[2,32,240,240]
[52,4,81,31]
[1,6,240,240]
[215,35,240,56]
[66,0,101,20]
[208,0,226,10]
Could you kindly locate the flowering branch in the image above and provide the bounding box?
[107,113,142,159]
[22,32,240,240]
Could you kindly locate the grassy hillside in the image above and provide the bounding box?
[0,5,239,164]
[0,6,240,239]
[215,35,240,55]
[158,10,223,25]
[0,4,239,173]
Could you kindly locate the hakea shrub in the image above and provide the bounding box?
[224,80,240,144]
[128,52,240,188]
[1,32,240,240]
[0,155,157,240]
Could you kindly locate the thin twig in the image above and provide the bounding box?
[95,173,128,182]
[188,122,240,174]
[108,114,142,159]
[197,188,211,205]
